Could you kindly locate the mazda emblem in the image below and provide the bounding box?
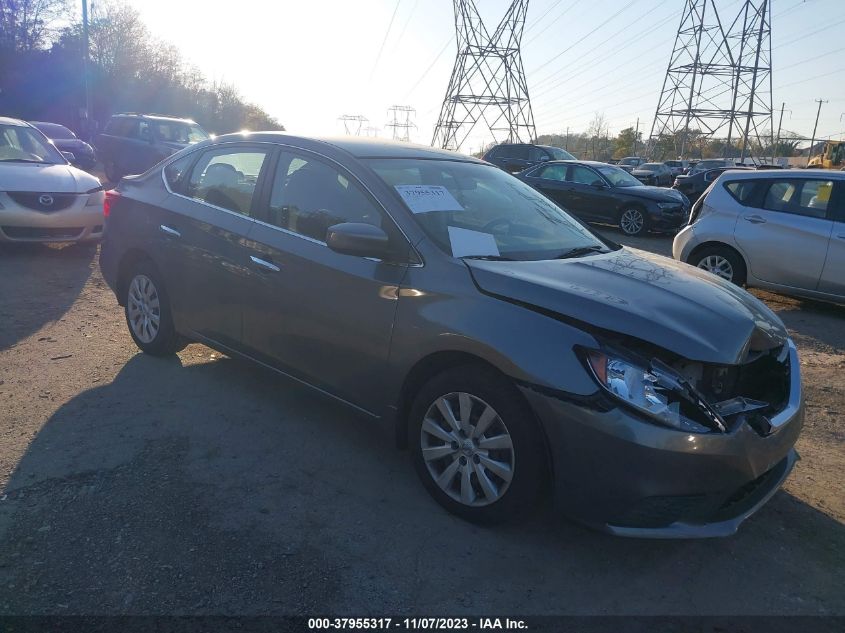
[38,195,54,206]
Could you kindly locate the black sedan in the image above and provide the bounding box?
[517,160,690,236]
[672,166,753,203]
[631,162,673,187]
[29,121,97,169]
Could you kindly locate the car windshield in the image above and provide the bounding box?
[366,158,611,261]
[639,163,663,170]
[545,146,576,160]
[0,123,66,164]
[32,122,76,139]
[153,122,209,144]
[620,158,640,165]
[595,164,642,187]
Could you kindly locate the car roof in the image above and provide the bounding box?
[719,168,845,179]
[0,116,31,127]
[210,131,485,162]
[112,113,198,124]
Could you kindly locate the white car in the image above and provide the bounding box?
[0,117,103,243]
[673,169,844,304]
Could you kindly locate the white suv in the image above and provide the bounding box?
[673,169,845,304]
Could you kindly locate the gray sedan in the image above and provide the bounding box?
[100,134,802,537]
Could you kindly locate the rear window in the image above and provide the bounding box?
[723,179,758,205]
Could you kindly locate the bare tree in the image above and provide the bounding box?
[0,0,70,51]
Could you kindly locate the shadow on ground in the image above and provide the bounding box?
[1,354,842,616]
[0,242,96,351]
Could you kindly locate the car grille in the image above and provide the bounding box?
[6,192,79,212]
[2,226,84,240]
[612,494,708,528]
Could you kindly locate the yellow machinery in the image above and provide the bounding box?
[808,140,845,170]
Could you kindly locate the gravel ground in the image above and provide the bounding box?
[0,229,842,616]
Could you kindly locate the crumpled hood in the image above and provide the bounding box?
[0,163,100,193]
[466,247,787,364]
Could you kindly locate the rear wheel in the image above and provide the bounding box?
[619,206,648,236]
[692,245,747,286]
[408,365,545,524]
[124,261,185,355]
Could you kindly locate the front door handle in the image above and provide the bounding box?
[743,215,767,224]
[159,224,181,238]
[250,255,281,272]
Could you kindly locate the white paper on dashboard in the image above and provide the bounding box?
[394,185,464,214]
[447,226,500,258]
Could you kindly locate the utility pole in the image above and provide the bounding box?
[81,0,92,140]
[809,99,827,163]
[773,102,787,165]
[565,126,569,150]
[338,115,369,136]
[634,118,639,156]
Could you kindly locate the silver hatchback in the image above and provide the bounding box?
[673,169,845,304]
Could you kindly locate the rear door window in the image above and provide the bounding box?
[538,164,567,181]
[186,147,270,216]
[762,179,833,219]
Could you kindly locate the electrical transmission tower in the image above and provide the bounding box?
[386,105,417,142]
[432,0,536,151]
[647,0,773,162]
[338,115,369,136]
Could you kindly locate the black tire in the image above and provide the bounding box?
[123,260,185,356]
[690,244,747,286]
[618,205,649,236]
[408,364,546,524]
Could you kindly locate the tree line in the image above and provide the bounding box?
[0,0,283,139]
[533,113,800,162]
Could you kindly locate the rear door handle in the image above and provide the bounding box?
[159,224,181,238]
[743,215,767,224]
[250,255,281,272]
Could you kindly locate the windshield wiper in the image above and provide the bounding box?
[553,245,606,260]
[0,158,50,163]
[460,255,517,261]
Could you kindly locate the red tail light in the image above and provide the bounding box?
[103,189,119,217]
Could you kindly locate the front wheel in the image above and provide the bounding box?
[124,261,185,355]
[619,206,648,236]
[408,365,545,524]
[692,245,747,286]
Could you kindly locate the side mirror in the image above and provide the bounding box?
[326,222,392,260]
[538,155,550,162]
[591,180,606,189]
[61,151,76,162]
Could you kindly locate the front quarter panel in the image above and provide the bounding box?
[387,250,601,407]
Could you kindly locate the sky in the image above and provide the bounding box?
[123,0,844,152]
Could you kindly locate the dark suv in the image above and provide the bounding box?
[95,113,209,182]
[483,143,575,174]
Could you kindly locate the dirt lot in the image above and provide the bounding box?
[0,231,843,616]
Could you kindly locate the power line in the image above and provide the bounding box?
[528,0,637,79]
[369,0,402,82]
[403,35,453,99]
[525,0,577,45]
[525,0,566,33]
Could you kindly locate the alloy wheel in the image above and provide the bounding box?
[620,208,645,235]
[127,274,161,343]
[420,392,515,507]
[697,254,734,281]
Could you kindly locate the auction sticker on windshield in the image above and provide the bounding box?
[395,185,464,214]
[448,226,499,258]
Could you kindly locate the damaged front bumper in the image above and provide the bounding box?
[520,340,803,538]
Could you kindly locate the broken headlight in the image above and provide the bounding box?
[584,350,723,434]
